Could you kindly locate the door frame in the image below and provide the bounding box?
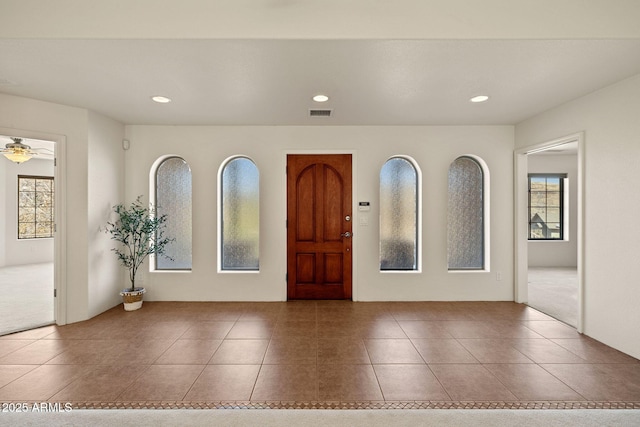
[514,132,584,332]
[282,150,358,301]
[0,126,67,326]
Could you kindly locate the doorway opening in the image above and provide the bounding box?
[0,133,60,335]
[515,133,584,331]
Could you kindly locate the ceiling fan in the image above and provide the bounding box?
[1,137,53,164]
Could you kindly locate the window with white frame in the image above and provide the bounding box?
[220,156,259,271]
[379,156,419,271]
[18,175,54,239]
[528,174,566,240]
[154,156,192,270]
[448,156,486,270]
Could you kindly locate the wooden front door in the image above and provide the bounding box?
[287,154,352,300]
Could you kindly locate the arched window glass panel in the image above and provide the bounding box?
[155,157,192,270]
[221,157,259,270]
[448,156,484,270]
[380,157,418,270]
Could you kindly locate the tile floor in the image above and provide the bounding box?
[1,301,639,409]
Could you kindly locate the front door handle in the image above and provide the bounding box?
[341,231,352,238]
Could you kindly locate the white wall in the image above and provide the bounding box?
[87,111,126,318]
[1,157,55,267]
[124,125,514,302]
[516,73,640,360]
[527,153,578,268]
[0,93,125,324]
[0,157,6,266]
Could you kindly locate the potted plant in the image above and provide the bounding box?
[104,196,174,311]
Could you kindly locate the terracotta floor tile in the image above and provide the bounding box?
[429,306,478,321]
[194,309,243,322]
[0,364,93,401]
[364,339,424,364]
[154,339,222,364]
[318,364,383,401]
[185,365,260,401]
[277,311,317,322]
[272,320,317,338]
[0,365,37,388]
[317,306,392,322]
[523,320,580,339]
[484,364,585,401]
[263,337,317,365]
[179,322,234,339]
[0,325,58,340]
[316,309,359,322]
[411,339,478,364]
[511,339,587,364]
[541,363,640,401]
[551,337,640,363]
[45,339,120,365]
[209,339,269,364]
[429,364,518,401]
[0,339,74,365]
[398,321,454,339]
[457,339,534,363]
[51,365,143,401]
[128,320,192,341]
[317,338,370,364]
[440,321,503,338]
[374,364,450,401]
[388,306,425,321]
[358,320,407,338]
[116,365,205,401]
[238,311,280,322]
[317,321,360,338]
[99,339,176,365]
[2,301,639,406]
[278,301,317,318]
[41,323,97,340]
[0,340,36,358]
[226,321,275,339]
[519,307,557,321]
[252,364,317,401]
[486,321,545,339]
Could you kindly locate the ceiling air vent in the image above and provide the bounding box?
[309,109,332,117]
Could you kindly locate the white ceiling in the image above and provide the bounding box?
[1,38,640,126]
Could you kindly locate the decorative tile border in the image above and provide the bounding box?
[65,401,640,410]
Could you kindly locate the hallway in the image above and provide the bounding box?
[1,301,639,409]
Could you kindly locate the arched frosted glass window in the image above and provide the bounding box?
[155,156,192,270]
[448,156,485,270]
[380,157,418,270]
[221,157,259,270]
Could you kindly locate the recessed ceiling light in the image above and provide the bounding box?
[470,95,489,103]
[313,94,329,103]
[151,96,172,103]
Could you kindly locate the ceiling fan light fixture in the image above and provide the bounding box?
[2,138,35,164]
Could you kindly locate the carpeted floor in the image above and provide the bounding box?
[2,408,640,426]
[0,263,54,336]
[528,267,578,327]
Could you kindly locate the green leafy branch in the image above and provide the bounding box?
[104,196,174,291]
